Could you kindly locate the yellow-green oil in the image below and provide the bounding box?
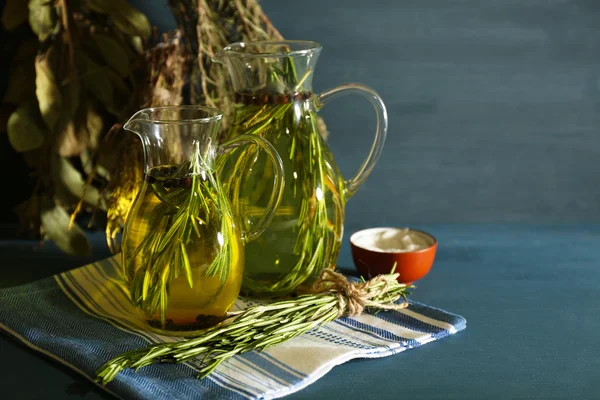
[122,166,244,335]
[223,96,346,297]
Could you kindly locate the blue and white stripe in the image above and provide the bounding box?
[0,256,466,399]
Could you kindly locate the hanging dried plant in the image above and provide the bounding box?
[168,0,284,130]
[2,0,328,255]
[1,0,151,255]
[96,0,296,253]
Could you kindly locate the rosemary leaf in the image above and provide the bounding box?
[180,240,193,288]
[141,269,151,301]
[155,212,186,253]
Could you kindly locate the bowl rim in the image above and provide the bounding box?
[349,227,437,254]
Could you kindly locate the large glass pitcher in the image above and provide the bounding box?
[215,41,388,297]
[121,106,284,335]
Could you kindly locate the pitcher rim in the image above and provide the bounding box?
[128,105,223,126]
[218,40,322,59]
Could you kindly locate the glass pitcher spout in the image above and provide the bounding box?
[214,40,322,94]
[123,105,223,173]
[122,109,150,136]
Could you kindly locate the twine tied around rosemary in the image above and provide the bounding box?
[309,269,410,317]
[96,268,412,384]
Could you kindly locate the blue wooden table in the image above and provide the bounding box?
[1,224,599,399]
[1,0,599,398]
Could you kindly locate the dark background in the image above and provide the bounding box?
[2,0,599,232]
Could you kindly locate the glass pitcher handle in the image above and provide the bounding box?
[315,83,388,198]
[218,134,285,242]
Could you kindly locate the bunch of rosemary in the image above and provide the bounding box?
[2,0,151,254]
[96,269,413,384]
[125,142,233,326]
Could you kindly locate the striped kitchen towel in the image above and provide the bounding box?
[0,256,466,399]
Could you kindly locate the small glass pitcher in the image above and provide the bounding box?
[121,106,284,335]
[214,41,388,297]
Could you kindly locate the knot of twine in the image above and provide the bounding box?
[309,269,410,317]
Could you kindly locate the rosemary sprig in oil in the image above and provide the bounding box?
[126,143,233,325]
[226,98,341,296]
[220,53,343,296]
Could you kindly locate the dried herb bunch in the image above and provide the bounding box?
[1,0,152,254]
[88,0,297,253]
[2,0,328,256]
[169,0,284,129]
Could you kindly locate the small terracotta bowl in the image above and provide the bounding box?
[350,227,437,284]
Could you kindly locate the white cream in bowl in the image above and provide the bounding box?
[350,227,435,253]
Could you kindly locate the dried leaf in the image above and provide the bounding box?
[7,101,45,152]
[51,155,104,209]
[76,52,117,116]
[35,51,62,131]
[40,195,91,256]
[112,12,151,41]
[86,0,151,38]
[2,0,29,30]
[85,100,103,149]
[81,149,110,179]
[92,34,130,77]
[80,150,94,175]
[55,79,81,136]
[28,0,57,41]
[58,121,87,157]
[57,93,98,157]
[130,36,144,54]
